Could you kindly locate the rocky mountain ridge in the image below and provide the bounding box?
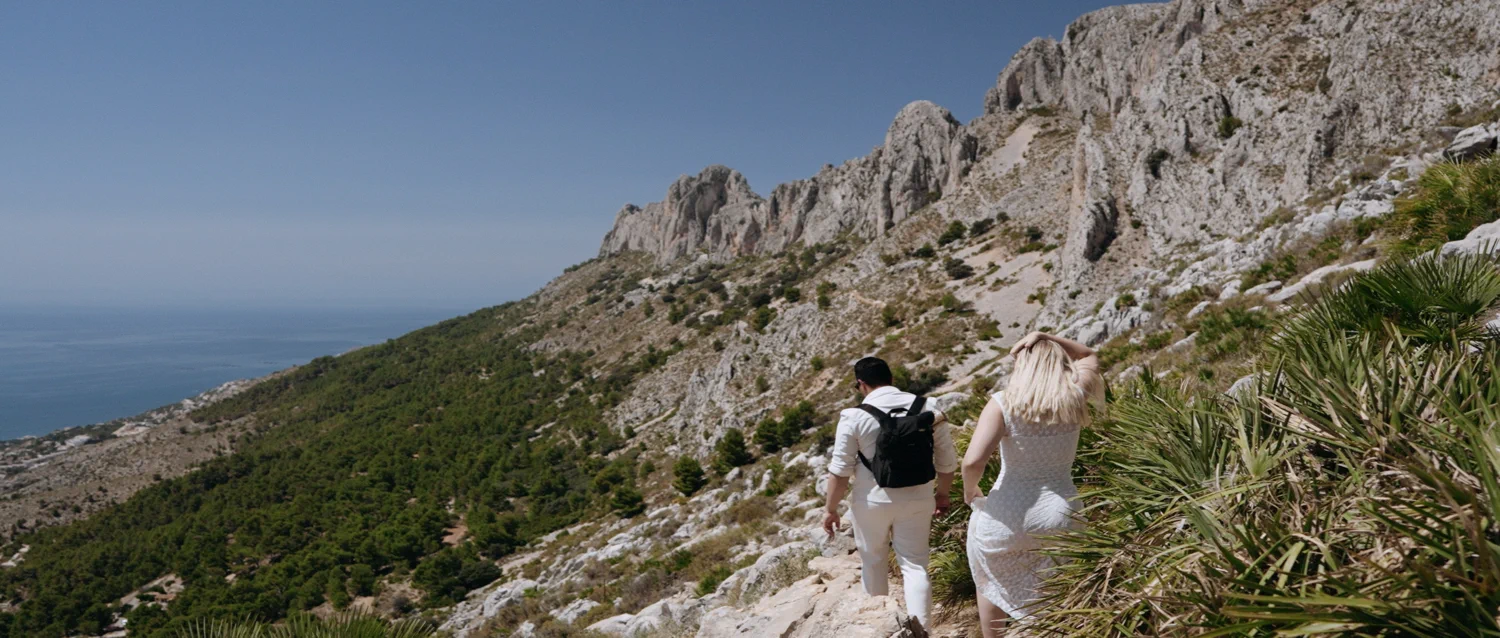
[602,0,1500,322]
[600,100,976,264]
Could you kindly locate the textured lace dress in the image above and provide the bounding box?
[966,391,1082,619]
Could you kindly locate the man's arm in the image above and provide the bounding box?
[822,474,850,539]
[822,410,860,539]
[932,416,958,516]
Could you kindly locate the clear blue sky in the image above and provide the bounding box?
[1,1,1122,310]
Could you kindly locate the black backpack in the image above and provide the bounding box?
[856,396,937,488]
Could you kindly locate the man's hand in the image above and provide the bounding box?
[821,510,841,539]
[934,494,952,517]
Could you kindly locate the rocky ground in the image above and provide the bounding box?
[0,378,262,540]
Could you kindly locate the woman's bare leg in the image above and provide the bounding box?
[976,594,1010,638]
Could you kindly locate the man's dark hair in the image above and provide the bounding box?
[853,357,893,387]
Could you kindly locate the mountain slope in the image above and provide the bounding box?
[3,0,1500,637]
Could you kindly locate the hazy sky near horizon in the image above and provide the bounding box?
[2,1,1121,309]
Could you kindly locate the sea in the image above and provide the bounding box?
[0,305,471,441]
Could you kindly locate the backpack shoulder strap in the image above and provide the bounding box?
[908,395,927,414]
[857,404,888,423]
[855,404,888,473]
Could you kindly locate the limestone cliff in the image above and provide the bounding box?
[602,0,1500,321]
[599,101,977,262]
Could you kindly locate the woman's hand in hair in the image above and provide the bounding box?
[1010,331,1048,355]
[1014,331,1098,362]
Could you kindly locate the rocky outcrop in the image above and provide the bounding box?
[1441,220,1500,257]
[1446,123,1499,161]
[600,102,977,263]
[438,578,538,637]
[694,556,915,638]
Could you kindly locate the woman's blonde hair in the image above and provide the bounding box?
[1003,339,1096,426]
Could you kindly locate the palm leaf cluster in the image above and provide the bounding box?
[1031,251,1500,636]
[172,611,435,638]
[1388,156,1500,255]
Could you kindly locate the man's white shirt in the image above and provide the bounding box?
[826,385,959,504]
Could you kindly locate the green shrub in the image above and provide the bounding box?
[809,356,825,371]
[938,221,968,246]
[969,218,995,236]
[610,486,645,518]
[712,429,754,474]
[696,564,734,596]
[1276,251,1500,349]
[751,306,776,332]
[1243,254,1299,287]
[753,401,817,453]
[673,456,707,496]
[1388,156,1500,255]
[882,306,903,327]
[939,292,971,313]
[944,257,976,280]
[892,366,947,395]
[929,548,976,609]
[912,244,937,259]
[1217,115,1243,139]
[816,282,836,310]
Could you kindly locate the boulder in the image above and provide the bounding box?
[1218,279,1243,301]
[1243,281,1283,297]
[1441,220,1500,257]
[585,614,633,635]
[1267,259,1377,303]
[437,578,538,637]
[550,598,600,625]
[714,541,815,599]
[1227,373,1263,399]
[1167,333,1197,353]
[1444,123,1498,161]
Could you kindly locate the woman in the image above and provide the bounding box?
[962,331,1103,636]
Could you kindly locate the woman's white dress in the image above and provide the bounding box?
[966,391,1081,619]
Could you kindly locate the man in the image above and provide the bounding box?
[822,357,957,632]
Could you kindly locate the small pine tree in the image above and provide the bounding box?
[713,428,753,474]
[673,456,707,496]
[753,417,784,453]
[611,486,645,517]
